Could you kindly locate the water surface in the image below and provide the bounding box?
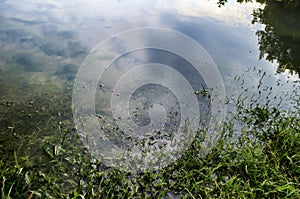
[0,0,299,168]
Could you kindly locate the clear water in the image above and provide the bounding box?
[0,0,299,169]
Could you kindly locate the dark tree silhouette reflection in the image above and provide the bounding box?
[219,0,300,76]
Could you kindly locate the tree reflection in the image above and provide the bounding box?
[219,0,300,76]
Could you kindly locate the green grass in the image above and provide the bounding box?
[0,70,299,198]
[1,103,299,198]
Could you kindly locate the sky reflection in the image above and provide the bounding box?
[0,0,297,108]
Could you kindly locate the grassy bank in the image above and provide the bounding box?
[0,71,299,198]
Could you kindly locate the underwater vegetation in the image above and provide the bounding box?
[0,67,299,198]
[0,1,299,198]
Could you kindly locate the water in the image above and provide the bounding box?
[0,0,299,170]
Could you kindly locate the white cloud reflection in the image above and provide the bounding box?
[155,0,264,27]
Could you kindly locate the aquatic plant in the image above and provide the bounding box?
[0,68,299,198]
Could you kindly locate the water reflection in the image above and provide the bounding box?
[0,0,299,169]
[218,0,300,76]
[2,0,298,79]
[253,0,300,76]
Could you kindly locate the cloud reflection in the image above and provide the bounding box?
[156,0,263,27]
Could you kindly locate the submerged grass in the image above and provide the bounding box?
[0,69,299,198]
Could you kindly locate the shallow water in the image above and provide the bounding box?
[0,0,299,170]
